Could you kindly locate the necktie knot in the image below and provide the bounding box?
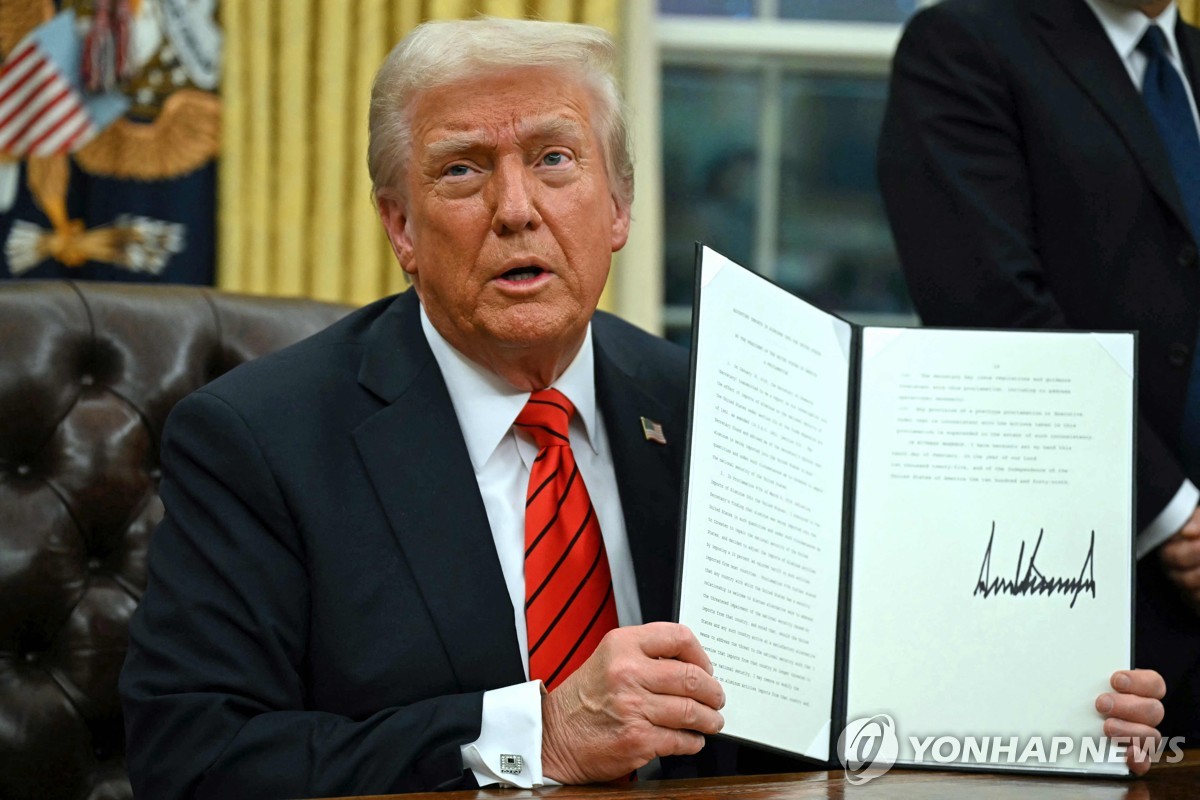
[1138,25,1169,60]
[515,388,575,449]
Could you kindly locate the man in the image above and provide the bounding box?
[878,0,1200,740]
[121,17,1166,799]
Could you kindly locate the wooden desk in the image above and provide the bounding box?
[322,750,1200,800]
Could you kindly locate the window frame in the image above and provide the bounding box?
[655,8,924,332]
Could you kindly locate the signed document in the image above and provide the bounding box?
[676,246,1134,776]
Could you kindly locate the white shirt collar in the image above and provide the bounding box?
[418,303,600,472]
[1084,0,1180,64]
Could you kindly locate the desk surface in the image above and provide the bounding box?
[322,751,1200,800]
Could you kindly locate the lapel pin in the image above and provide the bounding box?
[640,416,667,445]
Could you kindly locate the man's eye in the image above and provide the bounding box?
[542,152,568,167]
[444,164,472,177]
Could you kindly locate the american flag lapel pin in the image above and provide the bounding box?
[640,416,667,445]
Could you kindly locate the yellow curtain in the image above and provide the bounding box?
[219,0,621,308]
[1183,0,1198,25]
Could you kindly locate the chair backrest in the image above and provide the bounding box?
[0,281,354,800]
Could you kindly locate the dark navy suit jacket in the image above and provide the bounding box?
[120,290,720,798]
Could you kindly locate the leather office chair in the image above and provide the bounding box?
[0,281,354,800]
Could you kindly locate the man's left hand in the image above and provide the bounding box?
[1095,669,1166,776]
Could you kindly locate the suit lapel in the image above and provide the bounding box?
[594,324,682,626]
[1032,0,1193,235]
[353,291,525,692]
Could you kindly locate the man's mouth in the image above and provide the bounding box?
[499,265,546,282]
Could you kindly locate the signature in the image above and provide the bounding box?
[974,522,1096,608]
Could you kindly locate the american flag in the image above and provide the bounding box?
[641,416,667,445]
[0,11,128,159]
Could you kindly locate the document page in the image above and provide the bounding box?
[677,247,851,760]
[846,328,1133,775]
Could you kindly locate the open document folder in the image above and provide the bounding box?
[675,244,1135,776]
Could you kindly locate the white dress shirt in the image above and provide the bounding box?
[418,306,643,787]
[1083,0,1200,556]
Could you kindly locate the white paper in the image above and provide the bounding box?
[678,247,850,760]
[680,248,1134,775]
[846,328,1134,776]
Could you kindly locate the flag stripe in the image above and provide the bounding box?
[0,30,109,158]
[0,58,56,122]
[0,41,37,69]
[29,104,89,156]
[0,58,42,110]
[0,42,39,86]
[23,91,81,151]
[0,69,62,148]
[10,84,74,152]
[3,96,74,153]
[55,116,95,155]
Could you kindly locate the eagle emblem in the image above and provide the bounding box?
[0,0,221,277]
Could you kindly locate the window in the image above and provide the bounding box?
[657,0,929,342]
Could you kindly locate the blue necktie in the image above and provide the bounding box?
[1140,25,1200,478]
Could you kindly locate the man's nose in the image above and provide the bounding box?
[491,158,543,234]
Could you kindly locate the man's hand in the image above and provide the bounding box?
[1095,669,1166,776]
[1159,507,1200,614]
[541,622,725,784]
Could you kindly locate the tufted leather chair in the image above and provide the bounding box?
[0,281,354,800]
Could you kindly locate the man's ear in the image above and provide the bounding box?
[610,194,631,253]
[377,190,418,277]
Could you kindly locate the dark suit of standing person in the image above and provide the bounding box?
[119,16,1168,800]
[878,0,1200,739]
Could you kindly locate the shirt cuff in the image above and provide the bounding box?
[1137,479,1200,559]
[460,681,552,788]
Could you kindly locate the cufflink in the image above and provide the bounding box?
[500,754,524,775]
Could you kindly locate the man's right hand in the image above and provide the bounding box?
[540,622,725,784]
[1159,506,1200,614]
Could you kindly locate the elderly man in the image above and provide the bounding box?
[122,17,1165,799]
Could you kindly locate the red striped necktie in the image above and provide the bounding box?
[516,388,619,691]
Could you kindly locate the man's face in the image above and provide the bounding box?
[378,67,630,385]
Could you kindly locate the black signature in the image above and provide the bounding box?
[974,522,1096,608]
